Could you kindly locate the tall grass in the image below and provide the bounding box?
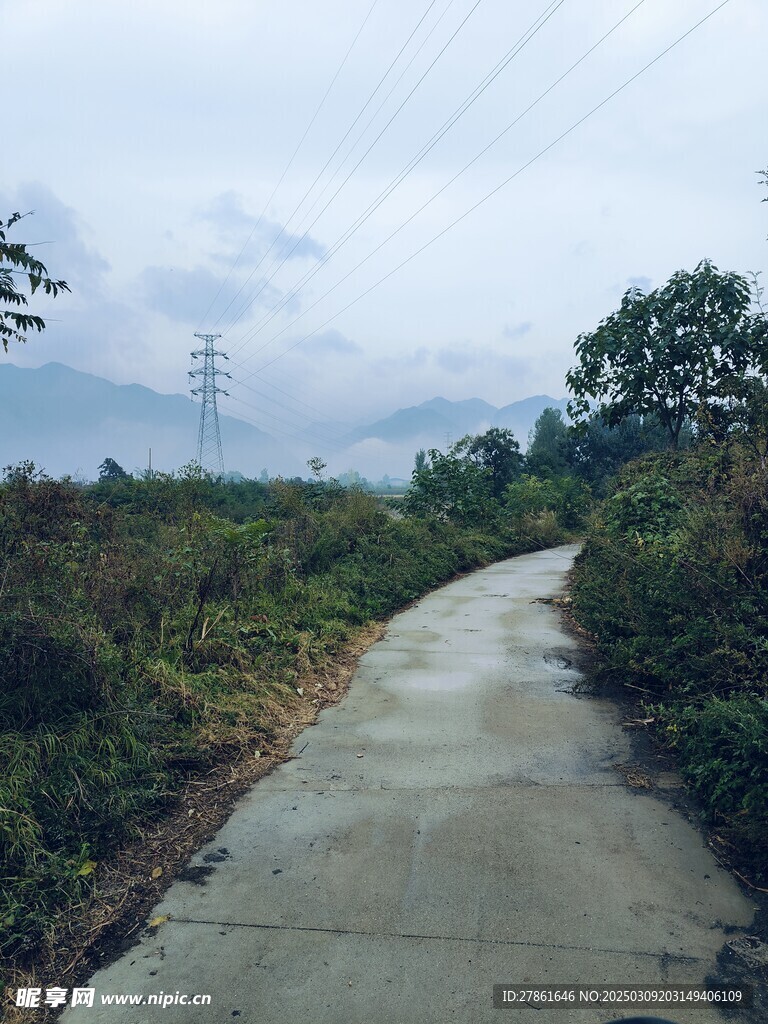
[1,470,563,962]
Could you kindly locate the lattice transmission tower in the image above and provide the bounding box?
[189,333,231,477]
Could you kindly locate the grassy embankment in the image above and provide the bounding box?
[0,467,573,971]
[570,441,768,885]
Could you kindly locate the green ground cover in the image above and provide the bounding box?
[0,465,574,965]
[571,443,768,884]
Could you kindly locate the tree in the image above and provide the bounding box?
[564,413,671,495]
[413,448,427,474]
[566,261,768,449]
[451,427,522,499]
[306,456,326,481]
[526,408,569,478]
[402,447,493,526]
[1,212,70,352]
[98,457,129,481]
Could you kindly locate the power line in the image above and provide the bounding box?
[218,0,487,343]
[220,374,354,449]
[219,0,461,347]
[195,0,381,332]
[230,0,730,390]
[249,0,461,285]
[231,368,357,441]
[208,0,445,334]
[219,393,350,455]
[225,0,570,358]
[229,0,644,376]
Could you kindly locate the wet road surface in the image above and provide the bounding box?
[62,545,756,1023]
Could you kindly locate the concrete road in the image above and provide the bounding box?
[63,545,756,1023]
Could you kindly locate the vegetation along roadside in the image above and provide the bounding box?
[0,444,583,995]
[567,258,768,891]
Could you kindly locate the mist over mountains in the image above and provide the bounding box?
[0,362,568,481]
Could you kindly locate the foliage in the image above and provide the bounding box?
[452,427,523,499]
[505,473,591,531]
[1,212,70,351]
[700,372,768,462]
[566,261,768,448]
[571,442,768,880]
[401,446,497,527]
[654,695,768,883]
[403,427,591,540]
[0,466,560,962]
[98,457,129,481]
[564,413,671,496]
[306,456,327,480]
[526,407,569,478]
[655,697,767,818]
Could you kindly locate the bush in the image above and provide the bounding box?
[1,466,559,961]
[571,444,768,881]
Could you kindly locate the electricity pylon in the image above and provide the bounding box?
[189,333,230,477]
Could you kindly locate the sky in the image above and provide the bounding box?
[3,0,767,461]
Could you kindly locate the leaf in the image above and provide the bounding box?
[151,866,163,879]
[77,859,97,877]
[148,915,169,929]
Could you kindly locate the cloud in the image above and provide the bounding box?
[0,182,110,293]
[305,329,362,356]
[372,346,430,374]
[199,191,325,262]
[435,346,478,374]
[503,321,533,339]
[434,342,531,379]
[139,264,286,324]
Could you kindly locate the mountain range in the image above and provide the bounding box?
[0,362,569,481]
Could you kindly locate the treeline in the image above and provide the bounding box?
[402,408,671,538]
[0,459,579,965]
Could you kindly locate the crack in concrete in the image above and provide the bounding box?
[168,916,703,963]
[262,782,627,793]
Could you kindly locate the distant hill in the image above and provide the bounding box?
[0,362,302,480]
[0,363,570,481]
[347,394,568,450]
[492,395,570,443]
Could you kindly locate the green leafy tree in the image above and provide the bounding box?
[1,212,70,351]
[526,408,569,478]
[413,448,428,474]
[701,372,768,462]
[98,457,129,481]
[452,427,522,499]
[504,474,590,530]
[402,447,493,526]
[566,260,768,449]
[564,412,671,495]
